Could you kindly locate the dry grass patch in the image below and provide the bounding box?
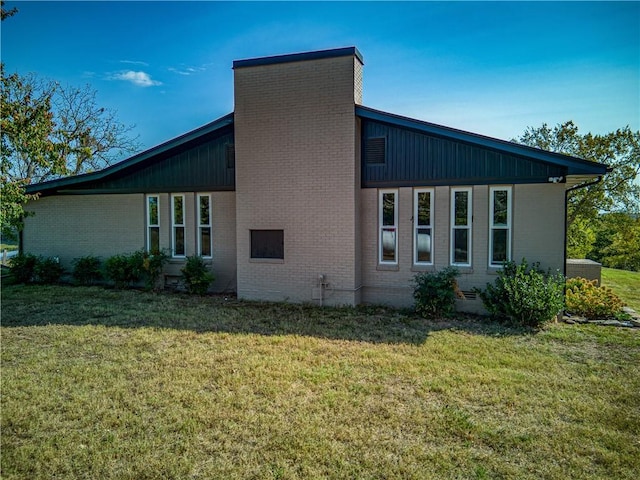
[2,285,639,479]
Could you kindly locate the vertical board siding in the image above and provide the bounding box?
[83,129,235,192]
[361,119,566,187]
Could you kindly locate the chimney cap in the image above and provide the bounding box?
[233,46,363,69]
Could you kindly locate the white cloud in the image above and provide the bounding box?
[120,60,149,66]
[168,65,206,76]
[111,71,162,87]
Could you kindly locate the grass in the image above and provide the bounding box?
[601,267,640,312]
[2,285,639,479]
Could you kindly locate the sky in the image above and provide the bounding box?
[1,1,639,157]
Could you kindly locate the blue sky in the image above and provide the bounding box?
[2,1,639,155]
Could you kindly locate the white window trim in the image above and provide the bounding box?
[450,187,472,267]
[413,188,434,266]
[171,194,186,258]
[146,194,160,253]
[197,193,213,258]
[378,189,398,265]
[489,186,512,268]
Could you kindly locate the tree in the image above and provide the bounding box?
[1,1,17,21]
[1,65,140,238]
[515,121,640,228]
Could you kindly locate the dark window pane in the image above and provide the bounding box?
[417,192,430,226]
[382,193,395,226]
[382,228,396,262]
[493,190,508,226]
[454,191,468,226]
[453,228,468,264]
[149,227,160,253]
[148,197,158,225]
[200,196,210,225]
[174,227,185,256]
[492,229,508,264]
[416,228,431,262]
[173,196,184,224]
[200,227,211,257]
[251,230,284,259]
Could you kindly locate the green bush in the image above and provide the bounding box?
[72,256,103,285]
[476,259,564,328]
[137,249,169,291]
[181,256,215,295]
[565,277,625,319]
[104,253,142,289]
[413,267,460,318]
[9,253,38,284]
[34,256,64,284]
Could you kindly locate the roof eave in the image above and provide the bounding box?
[355,105,609,177]
[26,112,235,195]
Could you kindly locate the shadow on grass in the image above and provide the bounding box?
[1,284,532,345]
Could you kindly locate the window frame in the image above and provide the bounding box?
[450,187,472,267]
[171,194,186,258]
[413,188,434,266]
[197,193,212,258]
[378,189,399,265]
[250,229,284,260]
[146,194,160,253]
[489,186,512,268]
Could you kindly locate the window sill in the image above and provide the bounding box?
[377,264,399,272]
[411,264,435,273]
[249,258,284,264]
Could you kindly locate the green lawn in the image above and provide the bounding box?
[2,285,639,479]
[601,267,640,312]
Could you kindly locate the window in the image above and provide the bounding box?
[198,194,212,258]
[379,189,398,264]
[251,230,284,259]
[171,194,185,257]
[365,137,386,165]
[414,188,434,265]
[450,187,472,267]
[489,186,512,267]
[146,195,160,253]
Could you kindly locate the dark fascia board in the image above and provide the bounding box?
[27,112,234,194]
[233,46,364,69]
[356,105,610,176]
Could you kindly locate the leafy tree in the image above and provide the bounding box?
[1,1,17,21]
[1,66,140,237]
[566,217,596,259]
[592,213,640,272]
[515,121,640,228]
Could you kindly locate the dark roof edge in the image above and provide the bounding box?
[233,46,364,69]
[27,112,234,194]
[356,105,609,175]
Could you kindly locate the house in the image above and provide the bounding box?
[23,47,609,311]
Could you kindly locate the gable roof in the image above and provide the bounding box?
[356,105,610,187]
[27,105,610,196]
[27,113,234,196]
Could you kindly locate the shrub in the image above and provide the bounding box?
[104,253,142,289]
[34,256,64,284]
[413,267,460,318]
[565,277,625,319]
[137,249,169,291]
[181,256,215,295]
[72,256,102,285]
[9,253,38,284]
[476,259,564,328]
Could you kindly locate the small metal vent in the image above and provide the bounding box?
[365,137,386,165]
[460,291,477,300]
[225,144,235,169]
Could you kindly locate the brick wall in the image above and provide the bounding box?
[234,52,363,305]
[360,183,567,312]
[23,192,237,292]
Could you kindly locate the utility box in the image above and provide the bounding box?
[566,259,602,285]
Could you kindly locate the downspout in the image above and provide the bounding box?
[563,174,606,277]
